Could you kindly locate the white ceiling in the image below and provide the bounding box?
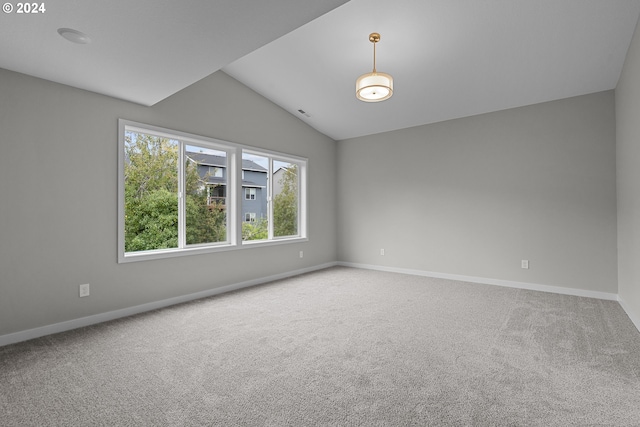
[0,0,348,105]
[2,1,639,141]
[224,0,640,140]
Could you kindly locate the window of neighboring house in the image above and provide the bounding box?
[207,185,226,206]
[209,166,223,178]
[119,119,307,262]
[245,187,256,200]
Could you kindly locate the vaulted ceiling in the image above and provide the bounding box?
[2,0,639,140]
[0,0,348,105]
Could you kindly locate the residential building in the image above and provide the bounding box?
[186,151,268,222]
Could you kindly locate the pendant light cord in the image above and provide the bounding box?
[372,40,377,73]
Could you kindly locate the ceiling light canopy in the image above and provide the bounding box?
[356,33,393,102]
[57,28,92,45]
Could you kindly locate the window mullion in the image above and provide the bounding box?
[233,148,243,245]
[301,162,307,238]
[267,157,274,240]
[178,142,186,248]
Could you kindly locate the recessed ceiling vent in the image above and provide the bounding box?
[297,109,311,118]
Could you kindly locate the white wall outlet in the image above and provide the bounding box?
[380,248,385,256]
[299,250,304,258]
[521,260,529,269]
[79,283,90,297]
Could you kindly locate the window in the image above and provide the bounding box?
[209,166,223,178]
[119,120,307,262]
[206,185,226,207]
[242,150,304,242]
[121,127,228,256]
[273,161,299,238]
[123,131,181,251]
[245,188,256,200]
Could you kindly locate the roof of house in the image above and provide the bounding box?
[195,176,263,188]
[186,151,267,172]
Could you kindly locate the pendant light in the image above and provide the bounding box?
[356,33,393,102]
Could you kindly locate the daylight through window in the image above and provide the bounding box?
[241,151,301,242]
[119,120,307,262]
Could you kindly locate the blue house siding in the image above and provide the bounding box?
[186,151,268,221]
[242,169,267,221]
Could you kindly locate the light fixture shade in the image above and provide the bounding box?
[356,32,393,102]
[356,72,393,102]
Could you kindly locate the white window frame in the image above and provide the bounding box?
[245,187,256,200]
[242,149,307,244]
[118,119,308,263]
[245,212,256,222]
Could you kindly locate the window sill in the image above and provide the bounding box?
[119,237,308,263]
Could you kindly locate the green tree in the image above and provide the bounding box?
[125,189,179,251]
[185,176,226,245]
[124,132,178,199]
[124,133,178,252]
[273,165,298,237]
[242,217,268,241]
[124,132,226,252]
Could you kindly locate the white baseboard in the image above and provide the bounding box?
[338,262,619,301]
[339,262,640,334]
[618,297,640,333]
[3,261,637,347]
[0,262,338,347]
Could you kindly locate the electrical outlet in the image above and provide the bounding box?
[380,248,385,256]
[299,250,304,258]
[521,260,529,269]
[79,283,90,297]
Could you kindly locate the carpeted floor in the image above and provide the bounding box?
[1,266,639,426]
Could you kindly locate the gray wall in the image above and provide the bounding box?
[0,68,337,337]
[1,48,633,339]
[337,91,617,293]
[616,17,640,326]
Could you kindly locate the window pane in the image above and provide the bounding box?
[273,161,299,237]
[124,131,179,252]
[184,146,228,245]
[242,152,268,240]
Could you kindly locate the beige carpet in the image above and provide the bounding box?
[1,266,639,426]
